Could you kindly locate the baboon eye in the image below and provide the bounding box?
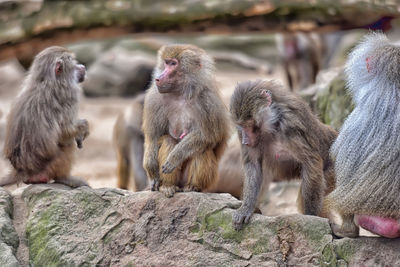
[55,62,63,75]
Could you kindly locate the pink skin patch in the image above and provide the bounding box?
[275,153,280,160]
[355,214,400,238]
[179,130,187,140]
[366,57,372,73]
[26,172,49,184]
[155,58,178,91]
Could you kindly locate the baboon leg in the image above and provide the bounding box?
[185,149,217,192]
[158,135,180,197]
[116,147,130,190]
[330,213,359,238]
[49,144,89,188]
[56,176,89,188]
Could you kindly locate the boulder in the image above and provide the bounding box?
[0,59,25,97]
[3,184,399,266]
[0,188,19,267]
[301,67,353,130]
[82,47,155,97]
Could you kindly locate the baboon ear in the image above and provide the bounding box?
[260,90,272,106]
[55,61,63,75]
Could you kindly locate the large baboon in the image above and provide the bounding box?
[142,44,230,197]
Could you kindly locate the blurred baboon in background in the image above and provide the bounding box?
[113,93,148,191]
[276,32,342,91]
[206,139,244,199]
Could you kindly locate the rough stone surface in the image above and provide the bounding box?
[0,184,398,266]
[0,188,19,267]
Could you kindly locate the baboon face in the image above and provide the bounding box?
[237,123,259,147]
[230,83,273,147]
[155,58,180,93]
[155,45,203,94]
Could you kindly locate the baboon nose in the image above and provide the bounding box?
[155,78,160,82]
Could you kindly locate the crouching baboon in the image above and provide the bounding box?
[325,33,400,238]
[143,44,230,197]
[113,93,148,191]
[230,80,337,230]
[1,46,89,188]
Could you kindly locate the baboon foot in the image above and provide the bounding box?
[330,221,359,238]
[183,184,201,192]
[55,176,89,188]
[160,185,177,198]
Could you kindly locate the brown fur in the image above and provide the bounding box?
[230,80,337,230]
[2,46,89,187]
[113,93,148,191]
[142,44,230,197]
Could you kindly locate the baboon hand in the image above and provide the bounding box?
[232,206,253,231]
[76,119,89,139]
[151,179,160,191]
[75,119,89,149]
[161,160,177,174]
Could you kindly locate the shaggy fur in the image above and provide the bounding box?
[142,44,230,197]
[230,80,337,230]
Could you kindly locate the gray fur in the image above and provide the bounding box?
[2,46,89,187]
[328,32,400,218]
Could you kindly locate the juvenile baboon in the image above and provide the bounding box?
[230,80,337,230]
[113,93,148,191]
[143,44,230,197]
[2,46,89,188]
[325,33,400,238]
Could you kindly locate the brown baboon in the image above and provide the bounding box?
[230,80,337,230]
[2,46,89,188]
[113,93,148,191]
[326,33,400,238]
[143,44,230,197]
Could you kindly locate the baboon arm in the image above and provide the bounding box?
[163,132,210,171]
[300,154,325,215]
[241,160,263,211]
[232,158,262,230]
[143,140,161,180]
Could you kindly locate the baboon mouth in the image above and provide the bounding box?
[78,73,85,83]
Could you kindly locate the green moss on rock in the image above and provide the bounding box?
[316,71,353,130]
